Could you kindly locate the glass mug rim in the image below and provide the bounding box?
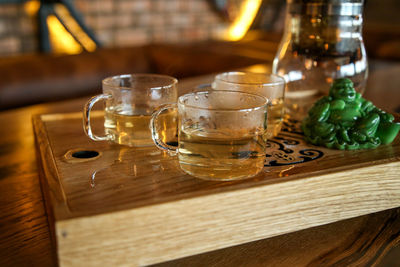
[214,71,285,87]
[83,73,178,145]
[178,90,269,112]
[150,89,269,180]
[102,73,178,91]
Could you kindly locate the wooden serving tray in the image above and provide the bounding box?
[33,112,400,266]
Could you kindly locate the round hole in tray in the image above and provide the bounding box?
[72,150,99,158]
[64,148,102,163]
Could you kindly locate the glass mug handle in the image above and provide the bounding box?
[150,104,178,155]
[83,94,112,141]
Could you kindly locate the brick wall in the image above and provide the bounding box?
[0,4,37,56]
[0,0,228,57]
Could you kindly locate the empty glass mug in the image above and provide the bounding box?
[83,74,178,147]
[212,71,285,138]
[150,90,269,181]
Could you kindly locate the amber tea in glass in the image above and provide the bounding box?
[212,71,285,138]
[151,90,269,181]
[84,74,177,147]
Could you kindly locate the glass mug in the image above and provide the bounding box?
[83,74,178,147]
[150,90,269,181]
[212,71,285,138]
[273,0,367,120]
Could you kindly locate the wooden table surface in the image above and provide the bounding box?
[1,60,400,266]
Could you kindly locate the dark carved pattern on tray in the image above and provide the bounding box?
[281,118,304,135]
[265,119,324,167]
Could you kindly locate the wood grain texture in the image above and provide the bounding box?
[1,60,400,267]
[0,106,70,267]
[33,107,400,266]
[155,207,400,267]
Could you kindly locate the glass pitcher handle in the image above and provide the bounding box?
[83,94,112,141]
[150,104,178,155]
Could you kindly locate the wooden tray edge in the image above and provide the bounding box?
[54,161,400,266]
[32,115,71,218]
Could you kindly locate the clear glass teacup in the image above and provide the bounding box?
[83,74,178,147]
[212,71,285,138]
[150,90,269,181]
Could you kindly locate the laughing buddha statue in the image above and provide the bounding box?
[302,78,400,150]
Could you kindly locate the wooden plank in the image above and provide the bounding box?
[33,112,400,266]
[56,162,400,266]
[155,208,400,267]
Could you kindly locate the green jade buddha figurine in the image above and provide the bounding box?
[302,78,400,150]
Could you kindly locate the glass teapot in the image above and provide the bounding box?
[272,0,368,119]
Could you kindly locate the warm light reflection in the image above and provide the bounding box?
[25,0,97,55]
[47,15,83,54]
[226,0,262,41]
[246,64,270,73]
[24,0,40,15]
[54,4,97,52]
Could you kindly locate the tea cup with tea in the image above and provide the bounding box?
[150,90,269,181]
[83,74,178,147]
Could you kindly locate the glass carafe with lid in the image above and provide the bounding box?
[272,0,368,120]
